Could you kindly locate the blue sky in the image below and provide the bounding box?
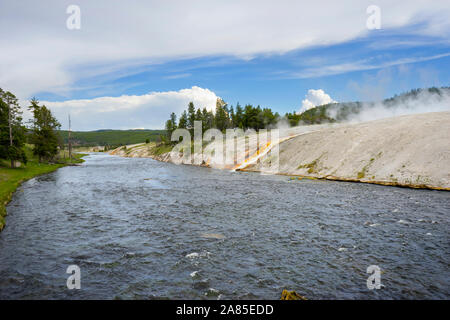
[39,30,450,114]
[1,1,450,129]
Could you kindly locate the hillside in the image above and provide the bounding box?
[287,87,450,125]
[59,129,165,147]
[248,111,450,190]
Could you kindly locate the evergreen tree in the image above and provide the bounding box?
[235,103,244,129]
[194,107,206,134]
[214,98,229,132]
[243,104,259,130]
[28,98,61,162]
[261,108,273,127]
[170,112,177,128]
[255,105,264,130]
[165,112,177,141]
[285,111,301,126]
[195,108,203,122]
[178,110,188,129]
[229,105,236,128]
[202,108,214,132]
[0,88,27,167]
[187,102,196,136]
[165,119,175,141]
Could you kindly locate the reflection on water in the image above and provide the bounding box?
[0,153,449,299]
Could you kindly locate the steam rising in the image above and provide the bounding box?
[326,87,450,123]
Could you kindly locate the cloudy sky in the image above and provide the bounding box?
[1,0,450,130]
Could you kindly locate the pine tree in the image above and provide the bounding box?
[178,111,188,129]
[201,108,213,132]
[0,88,27,167]
[235,103,244,129]
[195,108,203,122]
[187,102,196,136]
[214,98,229,132]
[229,105,236,128]
[28,98,61,162]
[165,112,177,141]
[170,112,177,128]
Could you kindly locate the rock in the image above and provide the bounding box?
[280,289,307,300]
[200,233,225,240]
[193,279,210,290]
[205,288,220,297]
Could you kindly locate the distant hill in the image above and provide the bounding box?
[286,87,450,125]
[59,129,165,147]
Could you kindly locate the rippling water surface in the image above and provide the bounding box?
[0,153,448,299]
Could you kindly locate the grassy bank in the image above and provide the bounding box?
[0,149,86,231]
[110,142,174,157]
[148,143,173,156]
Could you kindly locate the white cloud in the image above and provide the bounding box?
[300,89,337,113]
[1,0,450,98]
[39,86,218,130]
[289,52,450,79]
[163,73,191,80]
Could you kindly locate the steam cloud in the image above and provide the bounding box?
[343,88,450,123]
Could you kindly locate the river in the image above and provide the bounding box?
[0,153,448,299]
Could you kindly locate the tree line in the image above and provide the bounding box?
[165,87,450,136]
[163,97,337,142]
[0,88,61,167]
[164,98,280,141]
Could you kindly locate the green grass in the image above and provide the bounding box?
[0,147,86,231]
[357,157,375,180]
[356,170,365,179]
[59,129,165,147]
[297,159,318,173]
[149,143,173,156]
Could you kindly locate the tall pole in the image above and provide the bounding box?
[68,114,72,162]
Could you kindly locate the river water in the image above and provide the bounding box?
[0,153,448,299]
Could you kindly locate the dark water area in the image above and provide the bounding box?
[0,153,448,299]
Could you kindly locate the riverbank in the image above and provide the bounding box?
[0,152,86,231]
[110,112,450,191]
